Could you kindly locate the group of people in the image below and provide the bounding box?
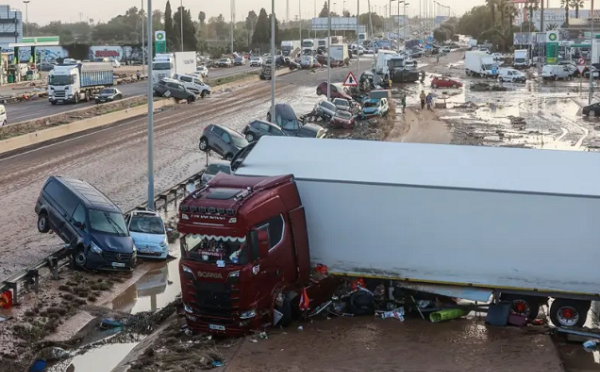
[419,90,433,111]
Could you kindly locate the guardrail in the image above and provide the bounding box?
[0,170,205,305]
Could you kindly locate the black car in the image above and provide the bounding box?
[296,123,327,138]
[153,78,196,102]
[35,176,136,271]
[582,102,600,117]
[95,88,123,103]
[243,119,286,142]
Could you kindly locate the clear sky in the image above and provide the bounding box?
[2,0,569,25]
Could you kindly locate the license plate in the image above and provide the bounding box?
[209,324,225,331]
[112,262,126,268]
[58,100,63,103]
[139,248,152,253]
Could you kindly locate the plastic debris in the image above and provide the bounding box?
[583,340,598,352]
[381,307,405,321]
[298,325,303,331]
[29,359,47,372]
[212,360,224,367]
[258,331,268,339]
[0,315,12,323]
[0,290,12,309]
[38,346,70,361]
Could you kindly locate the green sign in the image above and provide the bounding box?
[546,43,558,65]
[19,36,60,45]
[154,31,166,54]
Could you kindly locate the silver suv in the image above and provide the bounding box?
[199,124,249,160]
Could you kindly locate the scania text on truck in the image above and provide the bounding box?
[152,52,196,81]
[47,62,113,105]
[178,136,600,335]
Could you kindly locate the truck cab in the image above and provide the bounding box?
[152,53,175,81]
[177,173,311,335]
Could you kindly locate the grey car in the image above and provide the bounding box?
[199,124,249,160]
[153,79,196,102]
[314,100,338,120]
[201,160,232,183]
[242,119,286,142]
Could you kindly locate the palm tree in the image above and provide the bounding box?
[569,0,584,18]
[546,22,559,30]
[525,0,539,29]
[486,0,497,25]
[560,0,570,27]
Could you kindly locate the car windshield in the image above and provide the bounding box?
[100,89,115,94]
[89,209,128,236]
[129,215,165,234]
[206,163,231,175]
[182,234,248,264]
[219,59,228,62]
[335,100,349,108]
[336,111,352,119]
[364,101,378,108]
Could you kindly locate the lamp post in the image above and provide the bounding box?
[299,0,302,42]
[404,2,409,41]
[180,0,184,51]
[327,0,331,100]
[270,0,275,121]
[356,0,360,73]
[146,0,154,209]
[141,0,145,75]
[23,1,29,37]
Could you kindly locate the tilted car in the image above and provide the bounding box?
[199,124,249,160]
[153,78,196,102]
[582,101,600,117]
[243,119,286,142]
[316,82,352,100]
[217,58,233,67]
[201,160,232,183]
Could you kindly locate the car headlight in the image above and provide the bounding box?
[160,239,168,248]
[90,242,103,255]
[240,308,256,319]
[132,244,137,252]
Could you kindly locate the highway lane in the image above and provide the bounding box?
[6,64,261,123]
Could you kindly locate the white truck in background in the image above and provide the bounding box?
[465,51,498,78]
[375,50,401,76]
[281,40,301,56]
[302,39,316,54]
[47,62,113,105]
[329,44,349,67]
[513,49,530,69]
[152,52,196,81]
[467,38,478,48]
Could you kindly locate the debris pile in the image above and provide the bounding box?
[470,82,508,92]
[507,115,527,129]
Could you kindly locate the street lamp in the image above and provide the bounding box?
[23,1,30,37]
[180,0,183,51]
[141,0,145,75]
[270,0,275,121]
[146,0,154,209]
[327,0,331,100]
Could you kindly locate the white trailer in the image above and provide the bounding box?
[329,44,349,66]
[465,51,497,77]
[234,136,600,328]
[152,52,196,81]
[174,51,197,76]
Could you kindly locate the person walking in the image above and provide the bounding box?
[419,90,426,110]
[426,92,433,110]
[136,70,141,81]
[401,94,407,113]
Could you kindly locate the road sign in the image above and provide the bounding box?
[578,65,586,74]
[491,66,498,75]
[578,57,587,66]
[343,71,358,86]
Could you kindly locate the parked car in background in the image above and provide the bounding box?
[314,100,338,120]
[498,68,526,83]
[234,56,246,66]
[330,110,355,129]
[125,210,169,260]
[582,101,600,117]
[361,98,390,118]
[541,64,572,80]
[431,76,463,89]
[201,160,232,183]
[153,78,196,102]
[249,57,263,67]
[243,119,286,142]
[440,46,451,53]
[94,88,123,103]
[199,124,249,160]
[37,61,56,71]
[35,175,136,271]
[490,53,503,61]
[217,58,233,67]
[316,82,352,100]
[332,98,352,111]
[196,65,209,78]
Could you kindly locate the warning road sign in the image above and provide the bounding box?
[578,57,586,66]
[578,65,586,74]
[343,71,358,86]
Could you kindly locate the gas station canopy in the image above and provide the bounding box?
[9,36,60,48]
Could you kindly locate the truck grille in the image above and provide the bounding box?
[103,252,132,262]
[193,281,233,317]
[54,91,66,98]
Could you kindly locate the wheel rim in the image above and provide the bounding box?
[557,306,579,327]
[199,140,207,150]
[38,216,46,231]
[246,134,254,142]
[75,251,87,266]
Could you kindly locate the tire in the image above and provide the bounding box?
[500,294,540,321]
[276,297,294,327]
[224,153,233,161]
[37,213,50,233]
[499,77,504,82]
[316,87,323,95]
[188,95,196,103]
[199,137,209,151]
[84,91,90,102]
[74,94,79,104]
[590,110,596,118]
[201,91,206,99]
[73,246,87,269]
[432,83,438,88]
[51,101,57,105]
[245,133,255,142]
[549,299,590,327]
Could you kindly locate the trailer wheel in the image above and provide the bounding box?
[500,294,540,320]
[550,299,590,327]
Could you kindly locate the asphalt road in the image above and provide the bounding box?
[6,64,261,124]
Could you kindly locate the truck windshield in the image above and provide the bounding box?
[49,75,74,85]
[515,58,525,63]
[388,59,404,68]
[302,41,313,47]
[182,234,248,265]
[483,64,495,70]
[153,62,171,70]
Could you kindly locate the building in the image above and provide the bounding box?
[0,5,22,49]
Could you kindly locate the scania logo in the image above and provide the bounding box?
[197,271,223,279]
[116,254,122,261]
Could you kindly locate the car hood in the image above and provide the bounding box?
[92,233,134,253]
[363,107,380,113]
[129,231,166,245]
[301,123,325,132]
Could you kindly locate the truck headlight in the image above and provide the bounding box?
[182,265,196,279]
[240,309,256,319]
[183,302,194,313]
[90,242,103,255]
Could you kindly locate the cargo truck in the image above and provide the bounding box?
[47,62,113,105]
[302,39,316,54]
[152,51,196,82]
[465,50,498,77]
[281,40,301,56]
[513,49,530,69]
[178,137,600,335]
[329,44,349,67]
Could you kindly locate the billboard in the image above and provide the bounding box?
[311,17,366,32]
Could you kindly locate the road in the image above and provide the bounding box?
[6,64,262,123]
[0,63,356,281]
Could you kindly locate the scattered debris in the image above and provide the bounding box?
[380,307,405,321]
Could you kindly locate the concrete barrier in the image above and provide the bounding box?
[0,98,175,156]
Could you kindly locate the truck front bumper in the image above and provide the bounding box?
[184,313,262,336]
[49,97,74,104]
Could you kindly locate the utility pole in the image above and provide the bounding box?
[141,0,145,75]
[327,0,331,100]
[147,0,154,210]
[357,0,360,72]
[590,0,595,104]
[23,1,30,37]
[180,0,184,51]
[231,0,235,54]
[299,0,302,42]
[270,0,276,121]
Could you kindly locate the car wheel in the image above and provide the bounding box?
[316,87,323,95]
[590,110,596,117]
[201,91,206,99]
[37,212,50,233]
[199,137,209,151]
[432,83,438,88]
[246,133,255,142]
[224,153,233,161]
[188,95,195,102]
[74,247,87,268]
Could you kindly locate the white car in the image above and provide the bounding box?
[125,210,170,259]
[250,57,263,67]
[441,46,451,53]
[174,74,212,98]
[0,104,6,126]
[196,65,209,78]
[490,53,503,61]
[110,58,121,68]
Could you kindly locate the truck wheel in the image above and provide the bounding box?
[500,294,540,320]
[37,212,50,233]
[84,91,90,102]
[74,94,79,104]
[549,299,590,327]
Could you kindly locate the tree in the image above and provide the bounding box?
[343,10,351,17]
[246,10,258,33]
[198,11,206,27]
[252,8,270,45]
[433,28,448,42]
[560,0,570,28]
[546,22,559,30]
[570,0,584,18]
[208,14,228,39]
[164,1,177,51]
[319,2,329,17]
[486,0,496,24]
[173,7,197,51]
[153,10,164,31]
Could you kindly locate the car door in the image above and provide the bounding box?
[257,122,272,137]
[220,131,234,155]
[64,203,87,246]
[268,124,286,136]
[210,126,225,155]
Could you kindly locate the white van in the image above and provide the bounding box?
[173,74,212,98]
[498,68,526,83]
[541,64,572,81]
[0,104,6,126]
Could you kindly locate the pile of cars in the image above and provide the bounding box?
[153,73,212,102]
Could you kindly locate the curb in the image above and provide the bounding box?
[0,98,175,157]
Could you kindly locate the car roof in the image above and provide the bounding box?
[250,119,278,127]
[130,209,160,217]
[49,176,121,212]
[212,124,244,137]
[273,103,297,118]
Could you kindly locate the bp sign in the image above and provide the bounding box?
[546,31,559,43]
[154,31,166,54]
[545,31,559,65]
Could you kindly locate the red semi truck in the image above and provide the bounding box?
[178,136,600,335]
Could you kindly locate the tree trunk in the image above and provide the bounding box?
[541,0,544,33]
[576,3,580,18]
[564,2,569,27]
